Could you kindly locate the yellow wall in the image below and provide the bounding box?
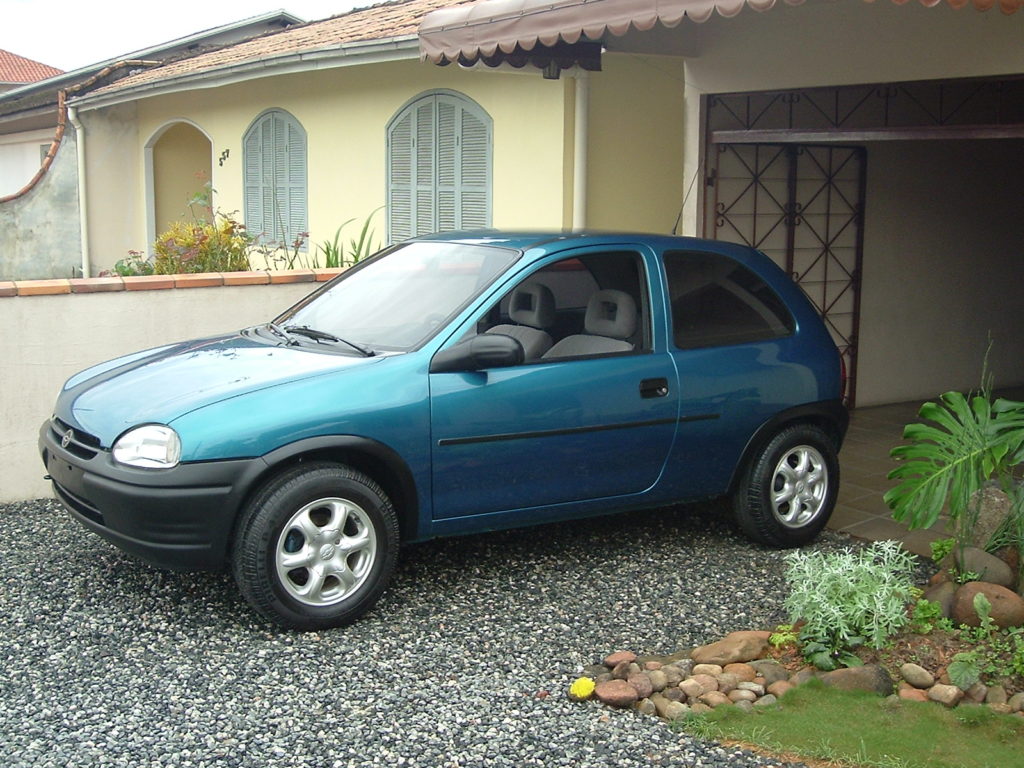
[585,53,686,233]
[152,122,212,233]
[80,59,571,271]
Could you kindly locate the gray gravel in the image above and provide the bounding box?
[0,498,845,768]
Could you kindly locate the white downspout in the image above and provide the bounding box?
[67,106,91,278]
[572,71,588,231]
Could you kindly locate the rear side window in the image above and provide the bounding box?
[663,250,794,349]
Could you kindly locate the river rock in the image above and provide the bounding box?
[928,683,964,707]
[627,673,653,699]
[923,581,957,618]
[749,659,789,685]
[900,662,935,689]
[604,651,637,668]
[647,669,668,692]
[724,663,757,682]
[952,582,1024,628]
[595,679,639,708]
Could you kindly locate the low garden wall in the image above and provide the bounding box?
[0,269,341,503]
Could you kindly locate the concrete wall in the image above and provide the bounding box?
[79,59,571,274]
[0,278,317,503]
[857,139,1024,405]
[0,126,82,281]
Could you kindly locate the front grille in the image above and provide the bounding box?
[50,417,101,460]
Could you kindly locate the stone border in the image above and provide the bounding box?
[0,269,345,298]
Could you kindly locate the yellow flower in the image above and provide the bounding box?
[568,677,596,701]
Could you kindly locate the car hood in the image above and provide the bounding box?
[57,334,382,444]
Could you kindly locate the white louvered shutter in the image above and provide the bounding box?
[243,110,307,248]
[387,93,491,244]
[388,110,414,243]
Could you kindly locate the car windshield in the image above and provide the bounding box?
[274,240,519,353]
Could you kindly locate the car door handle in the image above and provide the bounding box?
[640,378,670,399]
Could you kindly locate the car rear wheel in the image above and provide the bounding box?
[232,462,399,630]
[733,424,839,547]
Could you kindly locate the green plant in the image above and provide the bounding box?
[111,250,154,276]
[153,213,253,274]
[316,207,383,268]
[885,384,1024,556]
[783,540,918,670]
[948,650,982,690]
[769,623,798,648]
[954,569,982,585]
[253,231,311,270]
[930,537,956,564]
[908,598,945,634]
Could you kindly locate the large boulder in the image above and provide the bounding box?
[952,582,1024,628]
[964,485,1012,550]
[819,665,894,696]
[690,631,769,665]
[955,547,1015,589]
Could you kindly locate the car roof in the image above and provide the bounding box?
[409,230,738,256]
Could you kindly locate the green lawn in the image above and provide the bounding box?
[677,680,1024,768]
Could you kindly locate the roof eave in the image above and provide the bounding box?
[70,35,421,111]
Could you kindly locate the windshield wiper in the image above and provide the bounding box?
[284,325,375,357]
[265,322,298,345]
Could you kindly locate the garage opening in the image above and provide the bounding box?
[703,77,1024,407]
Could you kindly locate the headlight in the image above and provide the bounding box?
[112,425,181,469]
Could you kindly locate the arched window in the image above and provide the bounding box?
[243,109,307,248]
[387,91,492,243]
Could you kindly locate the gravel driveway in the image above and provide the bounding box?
[0,498,832,768]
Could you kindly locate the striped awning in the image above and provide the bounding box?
[420,0,1022,64]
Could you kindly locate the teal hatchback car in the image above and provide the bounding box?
[41,232,847,629]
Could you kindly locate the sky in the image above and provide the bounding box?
[2,0,366,73]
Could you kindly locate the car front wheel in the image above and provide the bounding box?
[232,462,399,630]
[733,424,839,548]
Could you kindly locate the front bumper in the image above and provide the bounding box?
[39,420,264,571]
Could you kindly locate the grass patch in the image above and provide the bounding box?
[675,680,1024,768]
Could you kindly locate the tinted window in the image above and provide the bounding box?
[664,250,794,349]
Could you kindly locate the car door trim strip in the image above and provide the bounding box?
[437,416,703,447]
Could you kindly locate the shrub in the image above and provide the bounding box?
[153,213,252,274]
[783,540,918,669]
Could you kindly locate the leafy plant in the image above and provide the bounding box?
[153,213,253,274]
[316,207,383,268]
[252,231,311,271]
[769,624,798,648]
[111,250,154,276]
[948,650,982,690]
[908,598,946,634]
[783,540,918,669]
[885,389,1024,551]
[930,537,956,564]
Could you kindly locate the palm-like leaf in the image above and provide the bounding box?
[884,393,1024,531]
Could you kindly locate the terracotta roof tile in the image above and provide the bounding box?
[0,49,64,84]
[87,0,474,98]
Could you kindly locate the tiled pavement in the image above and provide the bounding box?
[830,387,1024,557]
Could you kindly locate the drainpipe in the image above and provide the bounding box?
[572,71,588,231]
[67,106,91,278]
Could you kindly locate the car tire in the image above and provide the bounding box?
[232,462,399,630]
[733,424,839,548]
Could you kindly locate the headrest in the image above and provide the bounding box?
[508,282,556,330]
[584,289,637,340]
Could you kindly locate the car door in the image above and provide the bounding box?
[428,246,679,521]
[657,247,807,499]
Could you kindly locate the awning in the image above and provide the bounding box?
[419,0,1022,65]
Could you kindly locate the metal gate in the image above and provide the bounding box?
[705,143,866,406]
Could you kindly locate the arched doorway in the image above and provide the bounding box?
[147,121,213,243]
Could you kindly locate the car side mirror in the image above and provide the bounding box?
[429,334,525,373]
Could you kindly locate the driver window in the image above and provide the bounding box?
[478,252,648,362]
